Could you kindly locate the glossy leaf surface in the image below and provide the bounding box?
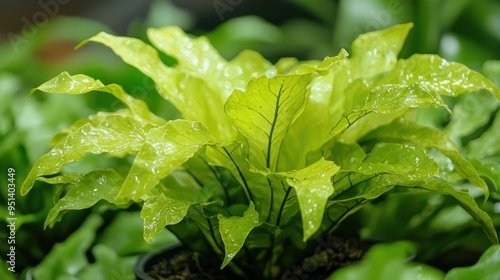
[44,170,128,228]
[118,120,217,200]
[362,119,490,197]
[21,115,155,195]
[225,74,311,170]
[218,202,260,268]
[281,159,339,241]
[30,71,165,125]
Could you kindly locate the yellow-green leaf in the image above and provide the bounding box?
[21,115,155,195]
[118,120,217,200]
[218,202,260,268]
[225,74,311,170]
[29,72,165,126]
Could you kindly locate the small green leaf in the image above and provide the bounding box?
[118,120,217,200]
[141,194,197,243]
[29,72,165,125]
[356,143,438,178]
[293,49,349,75]
[350,23,413,78]
[445,245,500,280]
[364,83,448,113]
[255,158,340,241]
[329,241,445,280]
[21,115,155,195]
[44,170,128,228]
[465,109,500,159]
[37,173,85,185]
[218,202,260,268]
[284,159,340,241]
[444,91,499,140]
[471,159,500,193]
[225,74,311,170]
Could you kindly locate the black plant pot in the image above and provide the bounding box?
[134,244,184,280]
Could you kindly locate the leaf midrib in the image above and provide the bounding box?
[266,83,284,169]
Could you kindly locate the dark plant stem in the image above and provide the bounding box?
[206,163,231,204]
[186,168,204,187]
[265,178,274,223]
[223,147,254,203]
[276,186,292,227]
[207,218,224,253]
[265,185,292,279]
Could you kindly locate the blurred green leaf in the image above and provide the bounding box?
[418,180,498,244]
[0,261,16,280]
[287,0,336,25]
[483,60,500,86]
[97,211,179,255]
[143,0,194,30]
[207,16,283,59]
[439,33,495,70]
[444,91,499,141]
[465,109,500,159]
[32,215,102,280]
[471,159,500,194]
[332,0,411,52]
[78,244,137,280]
[329,241,445,280]
[445,245,500,280]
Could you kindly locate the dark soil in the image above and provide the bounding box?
[145,235,370,280]
[146,249,231,280]
[281,235,370,280]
